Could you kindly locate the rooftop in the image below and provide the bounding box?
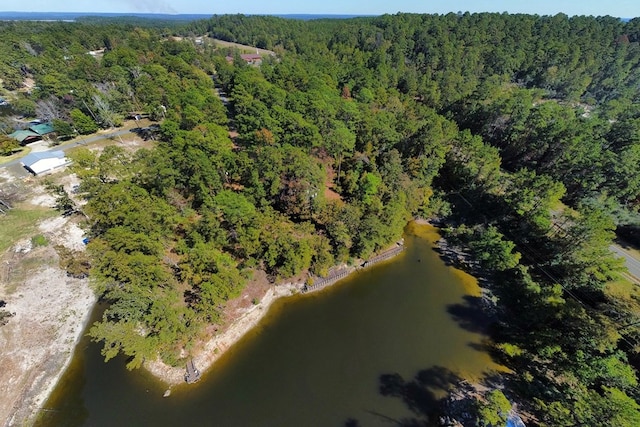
[29,122,55,135]
[8,130,41,143]
[20,150,65,167]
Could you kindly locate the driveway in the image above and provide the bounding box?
[610,244,640,284]
[0,128,135,170]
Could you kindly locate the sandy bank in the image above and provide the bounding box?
[413,218,431,225]
[145,281,303,385]
[0,172,97,427]
[1,226,95,427]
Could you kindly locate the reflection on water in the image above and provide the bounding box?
[38,223,502,426]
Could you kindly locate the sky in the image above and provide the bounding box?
[1,0,639,18]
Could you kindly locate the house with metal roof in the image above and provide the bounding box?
[20,150,69,175]
[8,129,42,144]
[29,122,55,135]
[225,53,264,66]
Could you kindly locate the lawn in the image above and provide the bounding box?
[605,278,640,334]
[606,278,637,300]
[0,146,30,165]
[0,204,57,253]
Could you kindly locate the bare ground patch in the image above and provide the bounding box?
[210,38,275,56]
[0,189,95,426]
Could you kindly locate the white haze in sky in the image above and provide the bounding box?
[1,0,638,18]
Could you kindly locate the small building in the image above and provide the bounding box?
[20,150,69,175]
[240,53,263,65]
[29,122,55,136]
[225,53,264,66]
[9,129,42,145]
[87,48,106,57]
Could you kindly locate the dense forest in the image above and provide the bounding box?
[2,12,640,425]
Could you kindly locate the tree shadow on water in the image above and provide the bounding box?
[374,366,464,426]
[343,366,486,426]
[446,295,493,335]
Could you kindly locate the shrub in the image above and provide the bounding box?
[31,234,48,247]
[54,245,90,278]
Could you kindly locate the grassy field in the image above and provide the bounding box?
[606,277,639,300]
[0,204,56,253]
[210,38,275,55]
[605,278,640,348]
[0,146,30,166]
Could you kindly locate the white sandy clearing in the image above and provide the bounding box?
[0,169,17,184]
[38,217,86,252]
[0,262,95,427]
[1,199,94,426]
[145,281,303,386]
[26,182,56,209]
[29,194,56,208]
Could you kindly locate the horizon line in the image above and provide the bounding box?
[0,11,632,19]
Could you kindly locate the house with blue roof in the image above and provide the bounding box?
[20,150,69,175]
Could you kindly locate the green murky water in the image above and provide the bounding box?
[37,223,502,426]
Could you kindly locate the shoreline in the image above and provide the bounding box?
[145,280,305,385]
[6,218,495,426]
[16,289,97,427]
[0,184,98,427]
[28,218,508,426]
[6,228,408,426]
[145,240,407,387]
[2,267,96,427]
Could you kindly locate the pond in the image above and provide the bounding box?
[37,222,502,426]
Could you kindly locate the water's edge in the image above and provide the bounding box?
[36,220,503,427]
[145,239,407,386]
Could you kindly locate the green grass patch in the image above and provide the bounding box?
[31,234,48,247]
[550,200,578,217]
[0,146,30,165]
[0,205,57,253]
[605,278,640,318]
[605,278,635,300]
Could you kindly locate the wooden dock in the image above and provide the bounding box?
[303,268,351,293]
[185,359,201,384]
[361,245,404,268]
[302,241,404,294]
